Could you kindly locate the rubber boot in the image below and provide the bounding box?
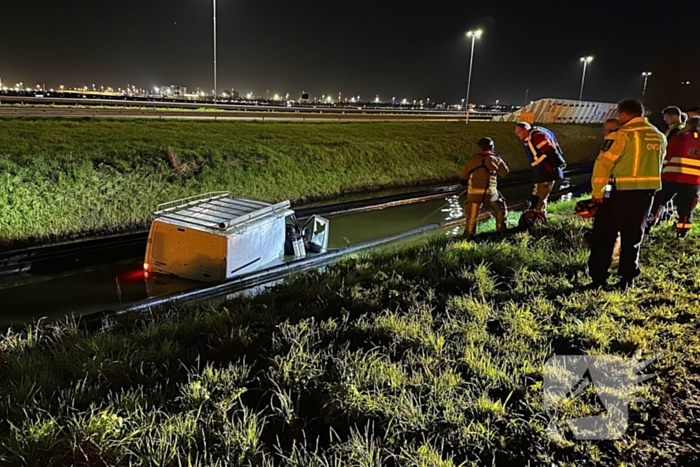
[494,200,507,232]
[463,203,480,239]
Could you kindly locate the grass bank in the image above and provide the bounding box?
[1,203,698,466]
[0,119,600,248]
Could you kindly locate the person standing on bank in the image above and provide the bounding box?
[648,117,700,237]
[459,137,509,239]
[588,99,666,290]
[663,106,685,140]
[514,122,567,214]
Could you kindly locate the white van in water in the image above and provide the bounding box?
[143,192,329,282]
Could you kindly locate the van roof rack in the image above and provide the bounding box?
[154,192,290,233]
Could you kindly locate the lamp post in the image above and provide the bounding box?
[213,0,217,102]
[641,71,652,99]
[579,56,593,101]
[464,29,482,124]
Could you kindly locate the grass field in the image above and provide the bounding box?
[0,119,600,248]
[0,202,698,466]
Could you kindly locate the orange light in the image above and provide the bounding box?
[143,263,149,270]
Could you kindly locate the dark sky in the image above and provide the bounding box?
[1,0,698,105]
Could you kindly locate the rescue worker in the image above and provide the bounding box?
[648,117,700,237]
[662,106,685,140]
[514,122,566,214]
[459,137,509,239]
[602,117,622,267]
[588,99,666,290]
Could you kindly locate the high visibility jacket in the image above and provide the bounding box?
[592,117,665,198]
[522,126,566,183]
[662,130,700,185]
[460,151,509,195]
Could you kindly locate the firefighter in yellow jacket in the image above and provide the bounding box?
[588,99,666,290]
[460,137,510,239]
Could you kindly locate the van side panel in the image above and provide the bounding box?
[226,216,285,278]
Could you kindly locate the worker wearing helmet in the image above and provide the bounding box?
[648,117,700,237]
[459,137,509,239]
[588,99,665,290]
[514,122,567,214]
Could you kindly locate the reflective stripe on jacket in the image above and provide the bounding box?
[522,126,565,182]
[662,131,700,185]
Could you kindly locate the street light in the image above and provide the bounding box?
[641,72,652,99]
[579,56,593,101]
[464,29,482,124]
[213,0,217,102]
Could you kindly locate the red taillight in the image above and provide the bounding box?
[143,263,149,270]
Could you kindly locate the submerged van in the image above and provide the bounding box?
[144,192,329,282]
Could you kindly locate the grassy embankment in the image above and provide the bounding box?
[0,119,600,248]
[1,201,698,466]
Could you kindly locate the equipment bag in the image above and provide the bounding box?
[517,210,548,232]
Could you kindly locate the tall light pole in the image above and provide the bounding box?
[579,56,593,101]
[641,71,652,99]
[213,0,217,102]
[464,29,482,124]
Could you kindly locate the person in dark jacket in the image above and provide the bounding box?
[663,106,685,140]
[459,137,510,239]
[514,122,566,213]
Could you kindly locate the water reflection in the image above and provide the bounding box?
[440,194,465,237]
[558,178,573,202]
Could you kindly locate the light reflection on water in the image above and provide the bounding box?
[558,180,573,202]
[441,194,464,237]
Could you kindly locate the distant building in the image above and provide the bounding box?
[159,85,186,97]
[300,91,310,103]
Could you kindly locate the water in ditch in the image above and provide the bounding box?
[0,175,589,327]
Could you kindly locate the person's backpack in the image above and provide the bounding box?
[533,126,566,168]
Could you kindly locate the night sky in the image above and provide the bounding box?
[1,0,698,105]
